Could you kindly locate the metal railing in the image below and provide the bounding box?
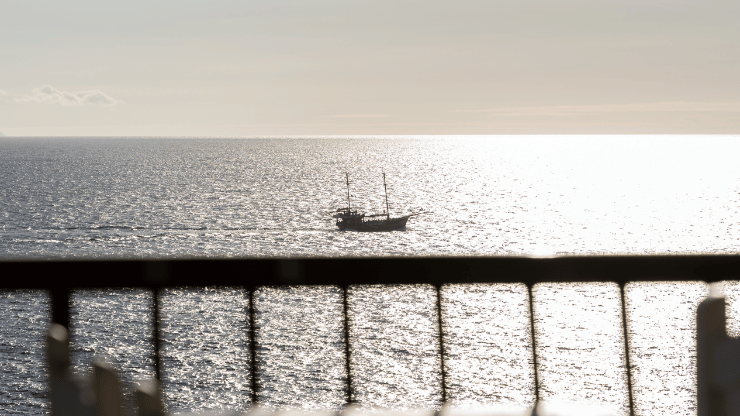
[3,255,740,415]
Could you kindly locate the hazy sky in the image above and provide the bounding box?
[1,0,738,136]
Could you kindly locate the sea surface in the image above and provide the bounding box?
[2,136,740,415]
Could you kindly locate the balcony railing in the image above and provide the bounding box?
[3,255,740,415]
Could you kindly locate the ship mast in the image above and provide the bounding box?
[345,172,351,210]
[383,171,390,220]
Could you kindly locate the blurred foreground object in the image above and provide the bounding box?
[47,324,164,416]
[697,287,740,416]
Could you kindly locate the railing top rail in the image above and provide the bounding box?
[2,255,739,289]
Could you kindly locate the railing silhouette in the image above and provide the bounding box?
[3,255,740,415]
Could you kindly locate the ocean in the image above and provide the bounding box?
[2,135,740,415]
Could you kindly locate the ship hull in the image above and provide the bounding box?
[336,216,410,231]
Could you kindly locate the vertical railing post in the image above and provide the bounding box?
[248,287,259,406]
[144,261,169,386]
[152,288,163,383]
[50,287,71,330]
[435,284,448,405]
[620,283,636,416]
[342,285,355,406]
[527,284,541,412]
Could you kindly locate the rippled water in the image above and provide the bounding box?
[161,289,250,412]
[2,136,740,415]
[0,291,49,415]
[3,136,739,258]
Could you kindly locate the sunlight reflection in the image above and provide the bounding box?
[625,282,708,416]
[533,283,628,416]
[442,284,534,410]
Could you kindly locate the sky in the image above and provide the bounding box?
[0,0,738,136]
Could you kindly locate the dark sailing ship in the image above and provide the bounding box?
[332,172,412,231]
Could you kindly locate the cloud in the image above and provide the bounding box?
[320,114,392,118]
[452,102,740,117]
[0,89,8,96]
[17,85,122,106]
